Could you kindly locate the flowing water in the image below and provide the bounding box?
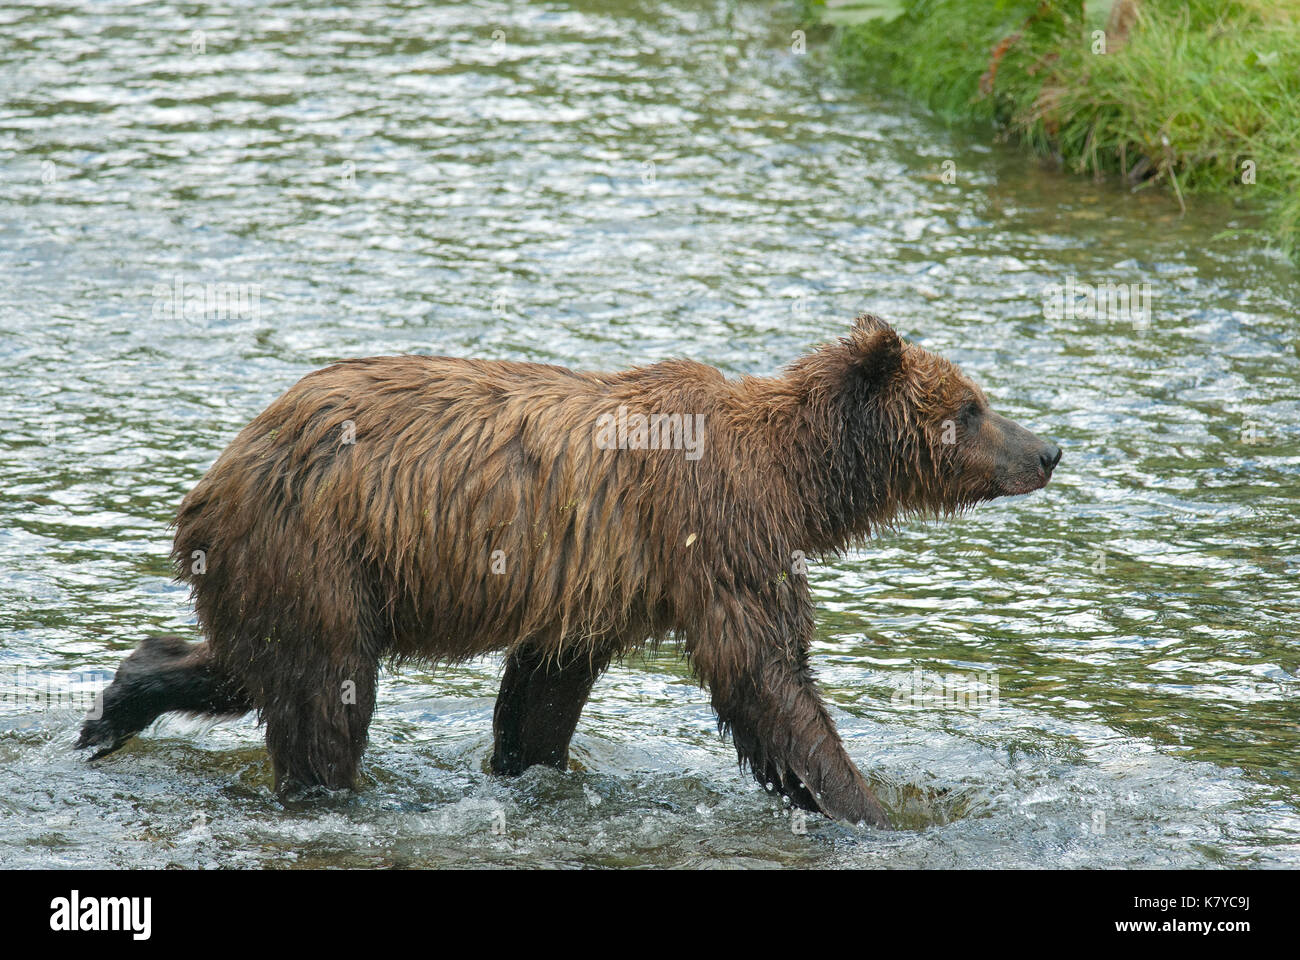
[1,0,1297,868]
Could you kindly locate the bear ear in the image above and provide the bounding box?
[846,314,903,387]
[851,312,893,336]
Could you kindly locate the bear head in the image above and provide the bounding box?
[834,313,1062,521]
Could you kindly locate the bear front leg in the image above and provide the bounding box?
[490,643,612,776]
[263,649,378,795]
[690,592,890,828]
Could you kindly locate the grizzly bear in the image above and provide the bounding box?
[79,313,1060,827]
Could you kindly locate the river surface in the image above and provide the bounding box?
[1,0,1297,868]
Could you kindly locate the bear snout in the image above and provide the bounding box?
[1014,440,1061,493]
[982,413,1061,497]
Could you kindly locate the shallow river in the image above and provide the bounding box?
[1,0,1297,868]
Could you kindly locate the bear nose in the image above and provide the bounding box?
[1040,444,1062,474]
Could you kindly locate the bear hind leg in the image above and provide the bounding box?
[490,644,611,776]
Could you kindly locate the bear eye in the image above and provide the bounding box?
[959,401,980,423]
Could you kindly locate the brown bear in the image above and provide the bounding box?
[78,313,1060,827]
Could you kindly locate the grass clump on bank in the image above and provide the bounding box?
[808,0,1300,262]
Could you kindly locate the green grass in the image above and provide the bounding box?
[807,0,1300,262]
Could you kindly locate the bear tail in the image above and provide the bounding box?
[77,636,252,760]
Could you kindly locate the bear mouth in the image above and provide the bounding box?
[998,467,1051,497]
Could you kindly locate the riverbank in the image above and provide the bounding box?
[806,0,1300,263]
